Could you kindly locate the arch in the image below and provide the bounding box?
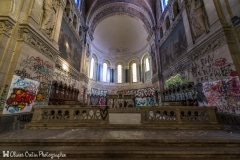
[173,1,180,19]
[116,62,123,83]
[129,60,138,83]
[73,14,78,29]
[87,3,153,36]
[65,0,71,17]
[165,16,170,30]
[142,54,152,82]
[78,26,82,37]
[89,54,98,80]
[102,60,110,82]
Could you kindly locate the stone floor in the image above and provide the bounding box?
[0,113,240,159]
[0,128,239,140]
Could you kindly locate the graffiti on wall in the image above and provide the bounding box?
[17,56,54,82]
[165,74,182,89]
[90,88,108,106]
[160,18,187,69]
[15,56,54,106]
[52,71,78,87]
[2,75,39,114]
[58,19,82,71]
[198,76,240,114]
[191,51,237,83]
[119,87,155,107]
[35,82,50,105]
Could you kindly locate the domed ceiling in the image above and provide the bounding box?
[86,0,156,57]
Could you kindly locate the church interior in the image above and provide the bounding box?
[0,0,240,159]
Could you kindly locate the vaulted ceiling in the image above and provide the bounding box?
[85,0,157,57]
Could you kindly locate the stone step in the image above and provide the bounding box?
[0,138,240,159]
[0,128,240,159]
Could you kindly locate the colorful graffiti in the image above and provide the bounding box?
[3,75,39,114]
[119,87,155,107]
[35,82,51,105]
[90,88,108,106]
[191,52,236,83]
[15,56,54,106]
[160,18,187,69]
[165,74,182,89]
[198,76,240,114]
[18,56,53,82]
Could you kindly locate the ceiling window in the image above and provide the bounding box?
[75,0,80,8]
[161,0,169,11]
[90,57,95,79]
[132,63,137,83]
[117,64,122,83]
[103,62,108,82]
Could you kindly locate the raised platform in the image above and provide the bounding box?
[0,128,240,159]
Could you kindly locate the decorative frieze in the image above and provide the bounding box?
[18,25,59,61]
[0,19,14,36]
[188,32,226,61]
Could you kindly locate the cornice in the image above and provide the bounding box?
[0,16,15,36]
[17,24,59,62]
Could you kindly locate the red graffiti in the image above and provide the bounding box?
[6,88,36,111]
[230,70,238,77]
[213,58,227,67]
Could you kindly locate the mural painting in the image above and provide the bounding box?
[58,19,82,71]
[160,18,187,69]
[90,88,108,106]
[2,75,39,114]
[119,87,155,107]
[15,56,54,105]
[198,76,240,114]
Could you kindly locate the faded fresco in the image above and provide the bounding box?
[3,75,39,114]
[58,19,82,71]
[160,19,187,69]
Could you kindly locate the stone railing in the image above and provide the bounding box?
[28,105,108,128]
[141,106,221,129]
[27,105,221,129]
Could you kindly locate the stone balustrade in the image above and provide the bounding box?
[28,105,109,128]
[28,105,221,129]
[141,106,221,129]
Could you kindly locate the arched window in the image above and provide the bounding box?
[132,63,137,83]
[117,64,122,83]
[90,57,95,79]
[145,58,150,72]
[142,55,151,81]
[103,62,108,82]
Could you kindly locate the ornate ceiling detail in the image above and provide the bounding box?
[86,2,154,39]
